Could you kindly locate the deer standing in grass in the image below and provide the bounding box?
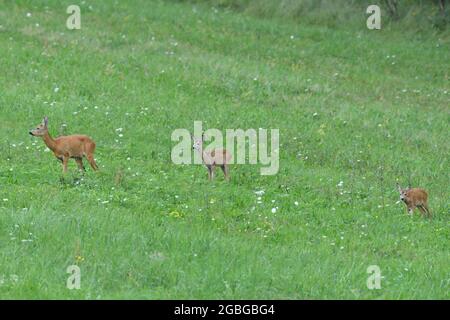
[397,183,431,218]
[192,133,231,181]
[29,116,98,174]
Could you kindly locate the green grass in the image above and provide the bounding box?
[0,0,449,299]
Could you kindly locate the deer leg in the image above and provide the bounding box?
[206,165,211,181]
[75,158,86,172]
[86,153,98,171]
[407,206,414,216]
[424,204,432,218]
[62,155,69,174]
[419,203,432,218]
[221,165,230,181]
[210,165,215,181]
[417,205,426,217]
[220,165,226,180]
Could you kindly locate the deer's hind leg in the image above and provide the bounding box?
[84,141,98,171]
[418,203,432,218]
[86,153,98,171]
[424,203,432,218]
[207,165,215,181]
[220,164,230,181]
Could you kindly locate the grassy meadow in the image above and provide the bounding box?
[0,0,449,299]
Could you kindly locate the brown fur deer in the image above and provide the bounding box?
[192,133,231,181]
[397,183,431,218]
[29,116,98,174]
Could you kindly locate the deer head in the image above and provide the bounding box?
[29,117,49,137]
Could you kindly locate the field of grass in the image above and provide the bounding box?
[0,0,449,299]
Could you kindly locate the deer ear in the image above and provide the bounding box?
[43,116,48,127]
[397,183,402,192]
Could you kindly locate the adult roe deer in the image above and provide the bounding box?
[29,116,98,173]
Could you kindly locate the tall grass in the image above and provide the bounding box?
[181,0,449,31]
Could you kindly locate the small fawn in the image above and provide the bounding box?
[29,116,98,174]
[192,133,232,181]
[397,183,431,218]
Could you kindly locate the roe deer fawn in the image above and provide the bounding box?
[397,183,431,218]
[192,133,232,181]
[29,116,98,174]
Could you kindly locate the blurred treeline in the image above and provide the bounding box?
[175,0,449,31]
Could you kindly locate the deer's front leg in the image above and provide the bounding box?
[206,165,212,181]
[223,164,229,181]
[62,155,69,174]
[207,165,215,181]
[407,206,414,216]
[75,158,86,172]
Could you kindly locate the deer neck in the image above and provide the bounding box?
[42,131,57,152]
